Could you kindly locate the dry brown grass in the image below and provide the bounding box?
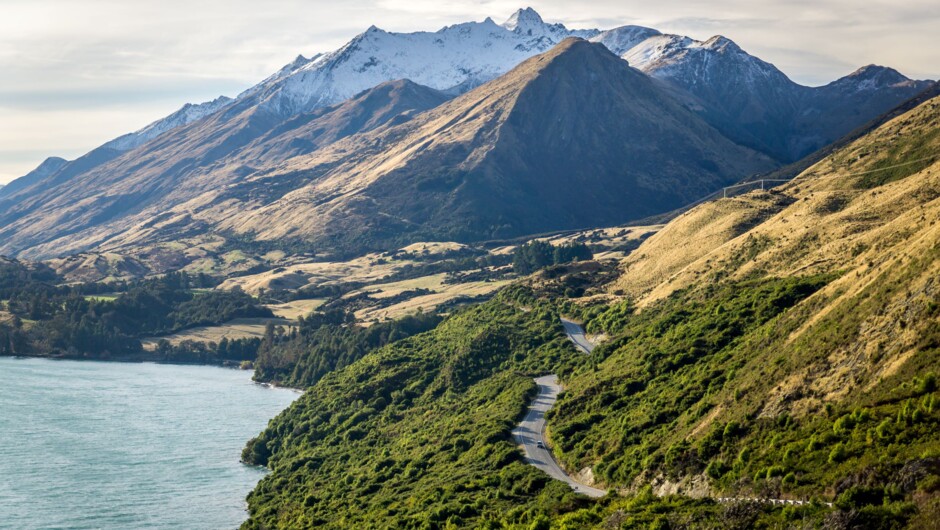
[219,253,414,295]
[356,279,511,323]
[140,317,291,350]
[266,299,326,320]
[397,242,468,255]
[606,95,940,418]
[343,273,448,300]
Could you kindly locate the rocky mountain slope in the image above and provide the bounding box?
[102,39,774,256]
[0,80,451,258]
[0,8,931,262]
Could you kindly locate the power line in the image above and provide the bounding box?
[790,154,938,183]
[720,153,938,199]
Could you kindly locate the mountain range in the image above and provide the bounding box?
[0,8,932,262]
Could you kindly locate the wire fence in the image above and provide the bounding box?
[718,154,938,200]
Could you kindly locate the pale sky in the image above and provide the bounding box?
[1,0,938,184]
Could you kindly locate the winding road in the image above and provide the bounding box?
[560,317,594,354]
[514,318,830,506]
[511,318,606,498]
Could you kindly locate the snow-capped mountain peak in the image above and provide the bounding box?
[589,25,661,57]
[620,32,785,86]
[285,54,310,72]
[241,8,599,118]
[699,35,742,53]
[619,34,695,71]
[102,95,233,152]
[502,7,544,31]
[833,64,911,91]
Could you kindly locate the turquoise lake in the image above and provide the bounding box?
[0,357,298,529]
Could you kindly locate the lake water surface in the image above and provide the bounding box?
[0,357,298,530]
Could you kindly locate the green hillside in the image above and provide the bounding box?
[241,97,940,529]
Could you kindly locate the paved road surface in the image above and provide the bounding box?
[511,375,606,498]
[511,319,604,497]
[514,319,830,505]
[560,317,594,354]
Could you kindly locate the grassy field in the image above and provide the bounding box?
[342,273,450,300]
[140,317,291,350]
[356,278,512,322]
[265,299,326,320]
[83,294,119,302]
[218,253,412,295]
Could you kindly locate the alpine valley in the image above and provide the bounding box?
[1,7,939,530]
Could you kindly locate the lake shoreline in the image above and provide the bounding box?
[0,353,306,391]
[0,357,299,530]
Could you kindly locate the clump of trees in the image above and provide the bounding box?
[252,309,442,388]
[0,263,271,360]
[154,337,262,364]
[512,241,592,274]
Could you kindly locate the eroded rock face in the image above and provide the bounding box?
[575,466,597,486]
[649,472,713,499]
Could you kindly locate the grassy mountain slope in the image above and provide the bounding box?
[614,94,940,308]
[207,38,773,253]
[0,80,450,259]
[243,94,940,530]
[544,95,940,527]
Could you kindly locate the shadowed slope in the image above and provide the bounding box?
[210,38,774,253]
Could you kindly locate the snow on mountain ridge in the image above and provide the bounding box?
[589,25,662,57]
[502,7,598,40]
[502,7,542,31]
[102,95,233,151]
[15,7,927,194]
[73,8,930,156]
[823,64,915,92]
[617,32,795,97]
[241,8,600,118]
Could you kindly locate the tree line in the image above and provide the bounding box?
[512,240,592,274]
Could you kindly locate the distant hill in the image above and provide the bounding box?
[0,80,452,258]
